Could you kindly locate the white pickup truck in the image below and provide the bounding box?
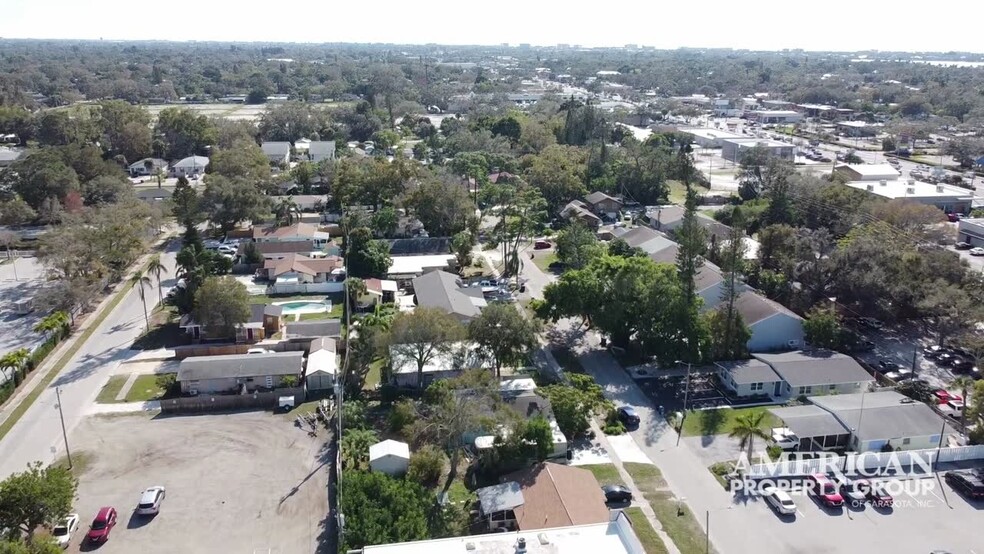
[771,427,799,450]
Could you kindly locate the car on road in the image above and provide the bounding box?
[808,473,844,508]
[617,406,641,427]
[85,507,118,544]
[955,242,973,250]
[884,369,914,381]
[970,247,984,257]
[856,317,884,330]
[942,400,965,419]
[762,485,797,515]
[533,240,551,250]
[936,353,958,367]
[923,345,950,359]
[602,485,633,504]
[136,486,166,515]
[945,470,984,500]
[52,513,79,548]
[839,478,869,506]
[878,360,901,371]
[844,339,876,353]
[934,389,962,404]
[950,358,976,373]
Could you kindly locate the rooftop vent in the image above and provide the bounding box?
[879,179,887,186]
[538,533,551,545]
[907,179,916,186]
[516,537,527,553]
[937,185,945,193]
[906,187,915,195]
[866,184,874,191]
[465,542,476,551]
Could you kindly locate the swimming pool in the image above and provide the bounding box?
[274,300,332,315]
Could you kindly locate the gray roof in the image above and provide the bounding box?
[128,157,168,169]
[505,392,553,419]
[285,319,342,338]
[388,237,451,256]
[308,141,336,161]
[172,156,209,169]
[620,226,677,255]
[412,270,485,320]
[753,350,874,388]
[734,291,800,325]
[716,359,781,385]
[769,405,849,438]
[261,142,291,156]
[309,336,337,353]
[646,205,685,228]
[250,303,283,321]
[584,191,621,206]
[177,351,304,382]
[0,149,23,163]
[477,481,524,515]
[809,392,948,443]
[695,263,725,292]
[135,188,173,201]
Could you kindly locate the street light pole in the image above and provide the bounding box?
[705,510,710,554]
[55,387,72,469]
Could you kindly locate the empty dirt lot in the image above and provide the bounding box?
[65,412,330,553]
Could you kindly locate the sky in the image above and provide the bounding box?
[1,0,982,54]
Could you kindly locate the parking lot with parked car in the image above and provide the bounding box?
[850,319,975,390]
[64,412,330,553]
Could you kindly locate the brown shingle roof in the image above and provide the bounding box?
[263,253,343,277]
[252,241,318,255]
[252,223,321,240]
[502,462,608,530]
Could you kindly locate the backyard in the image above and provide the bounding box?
[679,406,779,437]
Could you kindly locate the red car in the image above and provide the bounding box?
[533,239,551,250]
[808,473,844,508]
[86,507,118,543]
[933,389,963,404]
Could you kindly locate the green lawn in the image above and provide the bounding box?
[623,507,670,554]
[364,359,385,390]
[95,375,128,404]
[646,491,716,554]
[679,406,779,437]
[297,301,344,321]
[124,374,167,402]
[532,251,558,272]
[666,180,688,204]
[580,464,624,486]
[624,462,667,493]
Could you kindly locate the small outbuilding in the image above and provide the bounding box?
[369,439,410,476]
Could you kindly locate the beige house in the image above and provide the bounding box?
[261,253,344,284]
[252,223,331,247]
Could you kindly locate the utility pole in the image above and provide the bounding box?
[676,360,693,447]
[55,387,72,469]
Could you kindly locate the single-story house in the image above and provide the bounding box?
[769,391,950,452]
[560,200,602,229]
[476,481,525,531]
[128,158,168,177]
[618,226,677,256]
[135,187,173,203]
[285,319,342,339]
[247,240,323,259]
[270,195,326,212]
[583,191,623,217]
[368,439,410,476]
[833,163,900,182]
[500,463,609,531]
[387,255,457,281]
[178,303,284,342]
[503,392,568,459]
[644,205,732,239]
[170,155,209,178]
[412,270,486,323]
[0,148,24,168]
[361,278,398,307]
[252,223,331,246]
[734,291,805,352]
[715,358,784,398]
[176,351,304,394]
[261,253,345,284]
[261,142,291,165]
[305,337,337,390]
[308,141,337,163]
[388,341,490,388]
[387,237,452,256]
[752,350,874,400]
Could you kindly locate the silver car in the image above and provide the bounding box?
[136,486,166,515]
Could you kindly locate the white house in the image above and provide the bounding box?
[308,141,337,163]
[388,342,490,388]
[753,350,874,400]
[171,156,209,178]
[252,223,331,247]
[304,337,337,391]
[261,142,291,165]
[369,440,410,476]
[715,358,784,398]
[734,291,805,352]
[128,158,168,177]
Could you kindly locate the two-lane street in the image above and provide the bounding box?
[0,242,179,480]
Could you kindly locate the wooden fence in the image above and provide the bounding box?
[159,387,306,414]
[172,344,251,359]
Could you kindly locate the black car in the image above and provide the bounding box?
[856,317,884,330]
[602,485,633,504]
[617,406,641,427]
[922,345,949,359]
[950,358,975,373]
[945,470,984,500]
[878,360,901,371]
[936,353,958,367]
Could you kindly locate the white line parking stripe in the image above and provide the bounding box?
[796,509,806,519]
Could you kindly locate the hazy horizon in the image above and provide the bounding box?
[2,0,983,55]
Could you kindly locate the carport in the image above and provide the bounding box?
[769,405,850,451]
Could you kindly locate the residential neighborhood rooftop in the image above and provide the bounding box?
[176,351,304,382]
[715,359,780,385]
[733,290,801,325]
[284,319,342,338]
[412,270,486,320]
[752,350,874,387]
[501,462,609,531]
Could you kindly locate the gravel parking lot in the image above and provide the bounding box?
[715,470,984,553]
[852,320,963,390]
[65,412,331,554]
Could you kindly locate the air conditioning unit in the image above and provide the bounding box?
[906,187,916,195]
[879,179,887,186]
[907,178,916,186]
[936,185,945,193]
[866,184,874,191]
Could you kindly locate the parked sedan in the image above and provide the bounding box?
[970,247,984,257]
[878,360,901,371]
[839,479,869,506]
[52,513,79,548]
[923,345,950,359]
[808,473,844,508]
[762,485,797,515]
[865,481,894,508]
[955,242,973,250]
[856,317,884,330]
[936,353,958,367]
[617,406,641,427]
[602,485,633,504]
[950,359,976,373]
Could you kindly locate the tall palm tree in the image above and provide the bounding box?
[33,311,69,339]
[0,348,30,384]
[729,412,771,464]
[131,270,153,330]
[273,196,301,227]
[146,255,169,305]
[953,376,975,432]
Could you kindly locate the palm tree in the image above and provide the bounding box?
[728,412,771,464]
[346,277,367,313]
[146,255,169,305]
[0,348,30,384]
[953,376,975,432]
[273,196,301,227]
[33,311,69,339]
[131,270,153,330]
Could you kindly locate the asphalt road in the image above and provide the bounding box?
[0,242,179,480]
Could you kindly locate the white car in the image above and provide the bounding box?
[52,513,79,547]
[217,244,238,254]
[970,247,984,257]
[771,427,799,450]
[762,485,797,515]
[136,486,166,515]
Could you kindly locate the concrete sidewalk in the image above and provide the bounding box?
[85,400,161,415]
